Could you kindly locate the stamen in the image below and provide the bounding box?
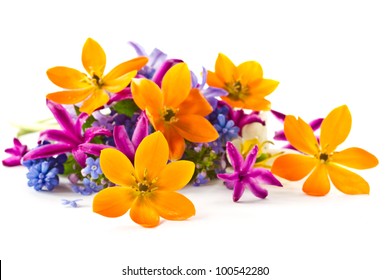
[163,107,178,123]
[319,153,328,163]
[225,80,249,100]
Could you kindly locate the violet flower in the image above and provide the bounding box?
[191,67,228,109]
[2,138,29,167]
[229,106,266,135]
[22,100,111,167]
[218,142,282,202]
[111,112,149,163]
[271,110,323,149]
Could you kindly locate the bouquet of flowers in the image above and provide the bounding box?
[2,38,378,228]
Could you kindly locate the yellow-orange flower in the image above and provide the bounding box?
[93,131,196,228]
[46,38,148,115]
[131,62,219,160]
[271,105,378,196]
[207,53,279,111]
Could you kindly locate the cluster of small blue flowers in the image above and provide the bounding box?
[72,157,105,195]
[23,154,67,191]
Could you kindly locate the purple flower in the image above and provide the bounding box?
[2,138,29,167]
[72,178,103,195]
[218,142,282,202]
[271,110,323,149]
[22,100,111,167]
[229,108,265,135]
[81,157,102,180]
[191,68,228,109]
[113,112,149,163]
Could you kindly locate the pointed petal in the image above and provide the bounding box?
[156,161,195,191]
[131,112,149,149]
[161,63,191,107]
[46,88,93,105]
[47,67,89,89]
[93,186,135,217]
[249,168,283,187]
[174,114,218,143]
[320,105,352,153]
[135,131,169,181]
[242,145,259,173]
[153,59,183,87]
[128,41,147,56]
[206,70,225,88]
[217,172,240,182]
[23,143,72,161]
[284,115,319,155]
[178,88,213,116]
[72,148,87,167]
[79,143,111,156]
[82,38,106,77]
[39,129,78,145]
[309,118,323,131]
[163,126,186,160]
[75,113,89,135]
[270,109,286,123]
[327,163,370,194]
[103,71,137,93]
[215,53,235,83]
[104,57,148,81]
[100,148,136,187]
[2,157,22,167]
[250,79,279,97]
[271,154,317,181]
[241,96,272,111]
[246,178,268,199]
[131,78,162,117]
[226,141,243,171]
[79,89,109,115]
[130,197,160,227]
[302,164,330,196]
[84,126,112,143]
[113,125,135,161]
[236,61,263,84]
[233,181,245,202]
[332,148,378,169]
[150,191,195,221]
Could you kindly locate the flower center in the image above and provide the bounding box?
[162,107,178,123]
[319,153,329,163]
[91,74,103,88]
[138,182,150,192]
[225,81,249,101]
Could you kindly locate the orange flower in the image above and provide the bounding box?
[207,53,279,111]
[93,131,196,228]
[271,105,378,196]
[46,38,148,115]
[131,62,219,160]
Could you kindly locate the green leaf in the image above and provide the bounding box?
[112,99,140,118]
[62,154,82,177]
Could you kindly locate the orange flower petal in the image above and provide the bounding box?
[236,61,263,85]
[215,53,235,82]
[178,88,213,116]
[134,131,169,181]
[250,79,279,97]
[79,89,109,115]
[93,186,136,217]
[131,78,163,117]
[175,114,219,143]
[82,38,106,77]
[130,197,160,227]
[220,96,245,108]
[242,96,271,111]
[271,153,317,180]
[46,67,89,89]
[206,70,225,88]
[320,105,352,153]
[163,126,186,160]
[284,115,319,155]
[103,70,137,93]
[100,148,136,187]
[104,57,148,81]
[156,161,195,191]
[332,147,378,169]
[161,63,191,107]
[302,164,330,196]
[46,88,93,105]
[150,191,195,221]
[327,163,370,194]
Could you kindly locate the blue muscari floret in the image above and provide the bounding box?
[24,154,67,191]
[193,171,210,186]
[214,114,239,143]
[81,157,102,180]
[61,199,82,208]
[72,178,103,195]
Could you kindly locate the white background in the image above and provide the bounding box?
[0,0,389,279]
